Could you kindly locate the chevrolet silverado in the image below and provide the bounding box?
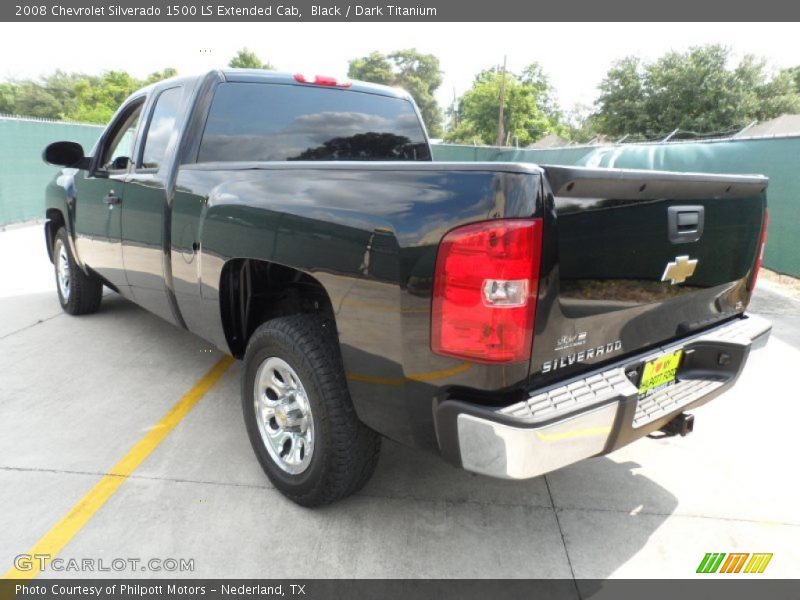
[42,69,771,505]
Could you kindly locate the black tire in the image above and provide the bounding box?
[242,315,381,506]
[53,227,103,315]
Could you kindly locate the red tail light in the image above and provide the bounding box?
[748,208,769,291]
[293,73,352,88]
[431,219,543,364]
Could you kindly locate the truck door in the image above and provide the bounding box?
[122,85,186,326]
[73,97,144,298]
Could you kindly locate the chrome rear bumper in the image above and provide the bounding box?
[435,315,771,480]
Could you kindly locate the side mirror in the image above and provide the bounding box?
[43,141,91,169]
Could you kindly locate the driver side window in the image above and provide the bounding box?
[99,100,144,173]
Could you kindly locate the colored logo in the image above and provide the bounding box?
[696,552,773,574]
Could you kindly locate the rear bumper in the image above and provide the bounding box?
[434,314,771,479]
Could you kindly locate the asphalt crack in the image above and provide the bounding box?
[0,311,63,341]
[544,474,581,597]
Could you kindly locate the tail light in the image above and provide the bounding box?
[431,219,543,364]
[748,208,768,291]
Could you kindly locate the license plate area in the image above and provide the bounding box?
[638,349,683,397]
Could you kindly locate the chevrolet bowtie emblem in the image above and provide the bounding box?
[661,255,698,285]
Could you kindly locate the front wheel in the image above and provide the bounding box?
[53,227,102,315]
[242,315,381,506]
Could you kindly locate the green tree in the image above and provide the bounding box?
[11,81,65,119]
[347,51,395,85]
[348,49,444,137]
[595,45,800,138]
[145,68,178,85]
[0,82,16,114]
[67,71,138,123]
[39,71,84,117]
[787,66,800,93]
[521,63,561,122]
[593,56,647,138]
[445,63,563,146]
[229,48,275,70]
[0,76,79,120]
[563,103,602,143]
[0,68,177,123]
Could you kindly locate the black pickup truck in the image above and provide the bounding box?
[43,69,771,506]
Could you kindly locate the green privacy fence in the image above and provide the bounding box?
[0,116,102,227]
[429,143,597,166]
[1,117,797,276]
[433,137,800,277]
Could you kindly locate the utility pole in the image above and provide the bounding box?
[496,55,507,147]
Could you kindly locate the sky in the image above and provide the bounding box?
[1,22,798,114]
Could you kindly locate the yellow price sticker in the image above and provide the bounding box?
[638,350,683,395]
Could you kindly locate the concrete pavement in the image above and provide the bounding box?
[1,223,798,580]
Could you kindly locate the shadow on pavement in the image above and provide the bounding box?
[1,287,680,581]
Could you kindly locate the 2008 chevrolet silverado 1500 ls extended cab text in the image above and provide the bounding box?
[42,69,771,506]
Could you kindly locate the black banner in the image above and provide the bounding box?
[2,0,800,21]
[3,580,800,600]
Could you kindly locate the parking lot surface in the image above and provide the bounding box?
[1,223,798,581]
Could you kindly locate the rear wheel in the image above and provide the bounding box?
[242,315,381,506]
[53,227,102,315]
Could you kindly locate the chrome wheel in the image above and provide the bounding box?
[55,239,71,301]
[253,357,314,475]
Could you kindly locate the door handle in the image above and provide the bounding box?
[667,205,704,243]
[103,191,121,206]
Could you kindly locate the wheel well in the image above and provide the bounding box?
[45,209,66,263]
[220,259,337,358]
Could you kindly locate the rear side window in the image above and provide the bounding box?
[197,82,431,162]
[140,86,182,170]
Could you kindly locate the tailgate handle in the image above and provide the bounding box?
[668,205,704,244]
[677,212,699,229]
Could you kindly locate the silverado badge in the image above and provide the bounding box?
[661,255,698,285]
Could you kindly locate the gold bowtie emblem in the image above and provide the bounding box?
[661,255,698,285]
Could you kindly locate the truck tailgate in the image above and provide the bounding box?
[530,165,767,382]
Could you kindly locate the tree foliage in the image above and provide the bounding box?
[0,46,269,124]
[348,49,444,137]
[1,44,795,143]
[562,104,603,143]
[228,47,275,70]
[0,83,16,114]
[445,63,564,146]
[0,69,177,123]
[785,65,800,94]
[594,45,800,138]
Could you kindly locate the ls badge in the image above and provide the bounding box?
[661,255,698,285]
